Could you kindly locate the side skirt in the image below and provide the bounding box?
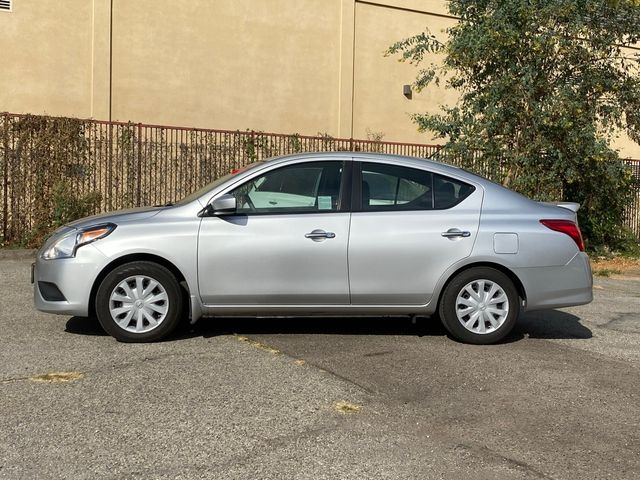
[199,303,436,317]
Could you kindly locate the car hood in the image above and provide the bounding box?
[65,206,166,230]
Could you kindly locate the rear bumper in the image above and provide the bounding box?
[33,245,108,317]
[515,252,593,311]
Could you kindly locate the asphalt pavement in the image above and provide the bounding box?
[1,253,639,479]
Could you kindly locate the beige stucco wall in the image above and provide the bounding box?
[0,0,99,117]
[352,1,457,144]
[1,0,638,158]
[110,0,342,134]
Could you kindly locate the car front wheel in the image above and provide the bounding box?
[438,267,519,344]
[95,261,183,342]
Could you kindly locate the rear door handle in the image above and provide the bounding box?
[442,228,471,238]
[305,229,336,240]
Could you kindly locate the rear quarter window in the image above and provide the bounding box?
[433,174,475,209]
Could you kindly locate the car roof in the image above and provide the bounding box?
[261,152,551,211]
[262,151,491,185]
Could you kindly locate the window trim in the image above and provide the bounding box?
[214,159,352,217]
[352,161,475,212]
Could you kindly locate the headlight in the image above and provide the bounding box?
[41,224,116,260]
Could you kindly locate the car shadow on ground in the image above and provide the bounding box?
[516,309,593,339]
[65,316,108,336]
[65,309,592,342]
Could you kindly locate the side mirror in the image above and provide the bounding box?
[209,194,237,215]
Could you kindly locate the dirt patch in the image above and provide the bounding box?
[333,400,361,414]
[591,257,640,277]
[236,335,281,355]
[30,372,84,383]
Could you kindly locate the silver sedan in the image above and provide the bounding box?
[33,153,593,344]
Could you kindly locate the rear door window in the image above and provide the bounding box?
[361,163,433,211]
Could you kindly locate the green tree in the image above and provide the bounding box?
[388,0,640,248]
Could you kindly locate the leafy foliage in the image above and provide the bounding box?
[51,182,102,231]
[388,0,640,248]
[1,115,103,247]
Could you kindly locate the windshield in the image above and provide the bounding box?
[174,161,264,206]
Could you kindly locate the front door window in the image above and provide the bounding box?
[229,161,344,214]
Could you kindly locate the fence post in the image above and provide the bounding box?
[251,130,256,163]
[137,123,142,206]
[2,113,8,243]
[107,122,113,211]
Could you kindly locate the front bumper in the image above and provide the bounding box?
[33,244,108,316]
[515,252,593,311]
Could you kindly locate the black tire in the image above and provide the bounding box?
[438,267,519,345]
[95,261,183,342]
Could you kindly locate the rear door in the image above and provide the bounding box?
[348,160,482,305]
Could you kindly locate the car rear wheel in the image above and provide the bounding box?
[95,261,183,342]
[438,267,519,344]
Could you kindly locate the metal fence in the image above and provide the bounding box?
[625,159,640,239]
[1,112,639,246]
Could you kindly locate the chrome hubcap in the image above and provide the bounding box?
[455,279,509,334]
[108,275,169,333]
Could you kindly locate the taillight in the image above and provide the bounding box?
[231,161,264,175]
[540,219,585,252]
[230,165,253,175]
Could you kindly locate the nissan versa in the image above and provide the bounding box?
[33,153,593,344]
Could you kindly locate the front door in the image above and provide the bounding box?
[198,159,351,305]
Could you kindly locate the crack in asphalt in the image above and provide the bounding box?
[304,362,375,395]
[0,350,214,384]
[597,312,640,334]
[0,375,32,384]
[233,334,376,395]
[455,443,557,480]
[0,333,371,393]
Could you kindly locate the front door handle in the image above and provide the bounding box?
[442,228,471,238]
[305,229,336,240]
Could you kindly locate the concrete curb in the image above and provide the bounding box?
[0,249,37,260]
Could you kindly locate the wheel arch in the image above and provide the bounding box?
[88,253,189,318]
[435,261,527,310]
